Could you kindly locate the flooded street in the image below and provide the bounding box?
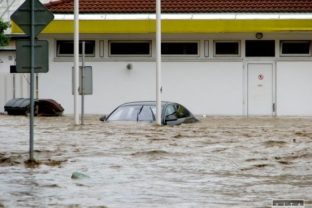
[0,115,312,208]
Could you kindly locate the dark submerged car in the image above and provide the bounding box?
[100,101,198,125]
[4,98,64,116]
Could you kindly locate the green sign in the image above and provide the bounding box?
[16,39,49,73]
[11,0,54,37]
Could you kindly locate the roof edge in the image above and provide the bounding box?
[53,13,312,20]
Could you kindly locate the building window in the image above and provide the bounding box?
[245,40,275,57]
[161,42,199,55]
[109,41,151,56]
[280,40,311,56]
[56,40,95,57]
[214,41,240,56]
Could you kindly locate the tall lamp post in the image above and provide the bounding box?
[74,0,79,125]
[156,0,162,125]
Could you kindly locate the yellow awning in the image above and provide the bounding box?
[11,19,312,34]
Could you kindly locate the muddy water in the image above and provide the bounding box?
[0,115,311,208]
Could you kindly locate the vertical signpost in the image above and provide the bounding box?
[81,41,85,125]
[29,0,35,161]
[11,0,54,161]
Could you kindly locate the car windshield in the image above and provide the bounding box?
[108,105,156,121]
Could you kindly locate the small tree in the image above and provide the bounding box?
[0,19,9,46]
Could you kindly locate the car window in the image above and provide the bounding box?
[150,106,156,116]
[176,104,191,118]
[138,106,155,121]
[108,105,142,121]
[165,104,176,116]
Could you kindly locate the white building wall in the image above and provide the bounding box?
[38,61,157,114]
[0,51,29,113]
[37,35,248,115]
[277,61,312,116]
[38,34,312,115]
[39,61,244,115]
[0,51,14,112]
[162,62,243,115]
[0,73,11,111]
[3,33,312,116]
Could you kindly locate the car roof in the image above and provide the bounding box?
[120,101,174,107]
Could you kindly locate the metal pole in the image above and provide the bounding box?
[156,0,162,125]
[13,57,16,98]
[35,73,39,99]
[81,41,85,125]
[13,74,16,99]
[29,0,35,161]
[74,0,79,125]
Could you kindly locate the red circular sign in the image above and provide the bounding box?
[258,74,264,80]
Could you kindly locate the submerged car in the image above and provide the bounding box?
[4,98,64,116]
[100,101,198,125]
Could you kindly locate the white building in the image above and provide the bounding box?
[2,0,312,116]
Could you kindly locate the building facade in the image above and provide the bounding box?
[2,0,312,116]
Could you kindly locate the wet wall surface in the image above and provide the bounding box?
[0,115,311,208]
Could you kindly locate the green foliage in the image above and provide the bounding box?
[0,19,9,46]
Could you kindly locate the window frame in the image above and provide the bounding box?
[161,41,200,57]
[213,40,241,57]
[108,40,152,57]
[56,40,96,57]
[280,40,312,57]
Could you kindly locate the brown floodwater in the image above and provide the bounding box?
[0,115,312,208]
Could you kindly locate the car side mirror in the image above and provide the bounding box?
[165,114,178,122]
[99,115,107,121]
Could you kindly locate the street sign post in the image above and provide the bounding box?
[11,0,54,37]
[16,39,49,73]
[11,0,54,162]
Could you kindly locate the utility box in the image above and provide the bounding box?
[72,66,93,95]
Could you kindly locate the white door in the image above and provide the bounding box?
[247,63,273,116]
